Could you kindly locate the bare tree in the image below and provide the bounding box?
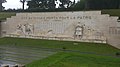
[20,0,26,10]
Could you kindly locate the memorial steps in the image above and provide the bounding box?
[1,11,120,49]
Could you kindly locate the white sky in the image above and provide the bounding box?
[3,0,28,9]
[3,0,79,9]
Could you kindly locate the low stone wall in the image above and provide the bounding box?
[5,34,106,44]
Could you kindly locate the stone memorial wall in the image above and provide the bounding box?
[1,11,120,49]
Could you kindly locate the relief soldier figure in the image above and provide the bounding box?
[74,22,83,39]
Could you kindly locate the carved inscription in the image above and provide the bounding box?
[21,16,92,20]
[109,27,120,35]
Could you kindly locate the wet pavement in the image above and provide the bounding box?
[0,45,56,65]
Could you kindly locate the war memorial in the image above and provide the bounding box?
[0,11,120,49]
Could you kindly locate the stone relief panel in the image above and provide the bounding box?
[16,23,34,35]
[4,20,107,43]
[34,21,72,36]
[73,22,106,42]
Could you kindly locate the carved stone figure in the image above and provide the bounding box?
[74,22,83,39]
[16,23,34,35]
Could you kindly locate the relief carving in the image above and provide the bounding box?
[74,22,83,39]
[16,23,34,35]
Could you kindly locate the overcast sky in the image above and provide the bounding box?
[3,0,79,9]
[3,0,28,9]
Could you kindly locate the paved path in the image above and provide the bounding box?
[0,45,56,65]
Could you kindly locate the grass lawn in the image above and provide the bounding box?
[26,52,120,67]
[0,37,119,55]
[101,9,120,17]
[0,12,16,20]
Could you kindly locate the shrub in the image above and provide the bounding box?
[116,52,120,56]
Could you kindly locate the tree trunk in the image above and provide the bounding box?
[22,0,26,10]
[22,1,25,10]
[85,0,89,10]
[118,1,120,9]
[0,0,2,11]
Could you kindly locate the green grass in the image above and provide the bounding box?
[26,52,69,67]
[101,9,120,17]
[26,52,120,67]
[0,37,119,55]
[0,12,16,20]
